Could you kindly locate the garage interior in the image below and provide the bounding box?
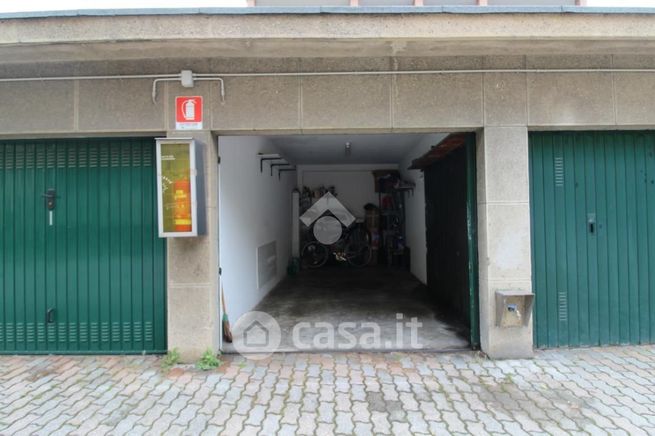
[218,132,478,353]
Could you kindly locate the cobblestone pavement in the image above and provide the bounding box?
[1,347,655,435]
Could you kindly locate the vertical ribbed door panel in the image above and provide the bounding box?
[0,138,166,354]
[530,131,655,348]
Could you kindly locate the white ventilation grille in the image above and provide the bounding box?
[558,290,568,322]
[554,156,565,188]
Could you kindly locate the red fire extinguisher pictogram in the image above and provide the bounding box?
[182,99,196,121]
[173,179,192,232]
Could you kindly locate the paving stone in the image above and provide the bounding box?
[427,419,450,434]
[112,414,142,435]
[277,423,298,436]
[334,392,352,412]
[351,384,367,402]
[208,403,234,427]
[398,392,419,411]
[244,404,266,426]
[391,421,412,434]
[301,392,318,412]
[280,402,301,425]
[317,401,335,423]
[223,413,247,435]
[260,413,281,435]
[287,385,303,403]
[174,404,201,426]
[442,410,468,433]
[297,412,317,435]
[406,410,429,433]
[240,424,260,436]
[353,422,374,435]
[371,411,392,434]
[267,395,286,415]
[1,347,655,435]
[352,401,371,422]
[315,422,336,436]
[335,411,355,434]
[187,414,209,434]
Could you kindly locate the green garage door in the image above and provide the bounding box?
[530,131,655,348]
[0,138,166,354]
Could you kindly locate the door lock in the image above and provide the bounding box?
[42,189,57,210]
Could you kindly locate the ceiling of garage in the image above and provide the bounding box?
[271,133,447,164]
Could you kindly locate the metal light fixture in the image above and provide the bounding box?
[345,142,352,156]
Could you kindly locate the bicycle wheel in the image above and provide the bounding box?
[345,227,372,268]
[301,241,329,269]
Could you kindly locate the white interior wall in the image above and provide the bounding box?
[398,133,449,285]
[219,136,295,323]
[297,164,397,219]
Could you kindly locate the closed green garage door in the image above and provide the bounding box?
[0,138,166,354]
[530,131,655,348]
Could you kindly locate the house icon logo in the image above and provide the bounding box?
[244,320,269,348]
[232,311,281,360]
[300,192,355,245]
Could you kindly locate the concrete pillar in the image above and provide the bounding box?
[477,126,533,359]
[165,130,220,362]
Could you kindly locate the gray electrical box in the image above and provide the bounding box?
[495,290,534,328]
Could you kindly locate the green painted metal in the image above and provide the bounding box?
[530,131,655,348]
[465,136,480,349]
[424,133,479,348]
[0,138,166,354]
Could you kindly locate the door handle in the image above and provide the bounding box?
[587,214,596,235]
[46,308,55,324]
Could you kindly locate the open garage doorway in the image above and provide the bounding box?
[218,132,479,354]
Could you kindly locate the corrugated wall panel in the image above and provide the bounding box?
[0,138,166,354]
[530,131,655,348]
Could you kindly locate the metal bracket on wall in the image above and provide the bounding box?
[278,167,297,180]
[270,162,292,177]
[259,153,285,174]
[258,153,294,179]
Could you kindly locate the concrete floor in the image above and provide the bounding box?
[224,266,470,353]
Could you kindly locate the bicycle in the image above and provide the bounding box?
[301,221,372,269]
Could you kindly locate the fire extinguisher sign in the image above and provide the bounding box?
[175,96,203,130]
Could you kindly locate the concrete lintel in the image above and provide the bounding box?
[3,5,655,21]
[5,13,655,63]
[5,13,655,45]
